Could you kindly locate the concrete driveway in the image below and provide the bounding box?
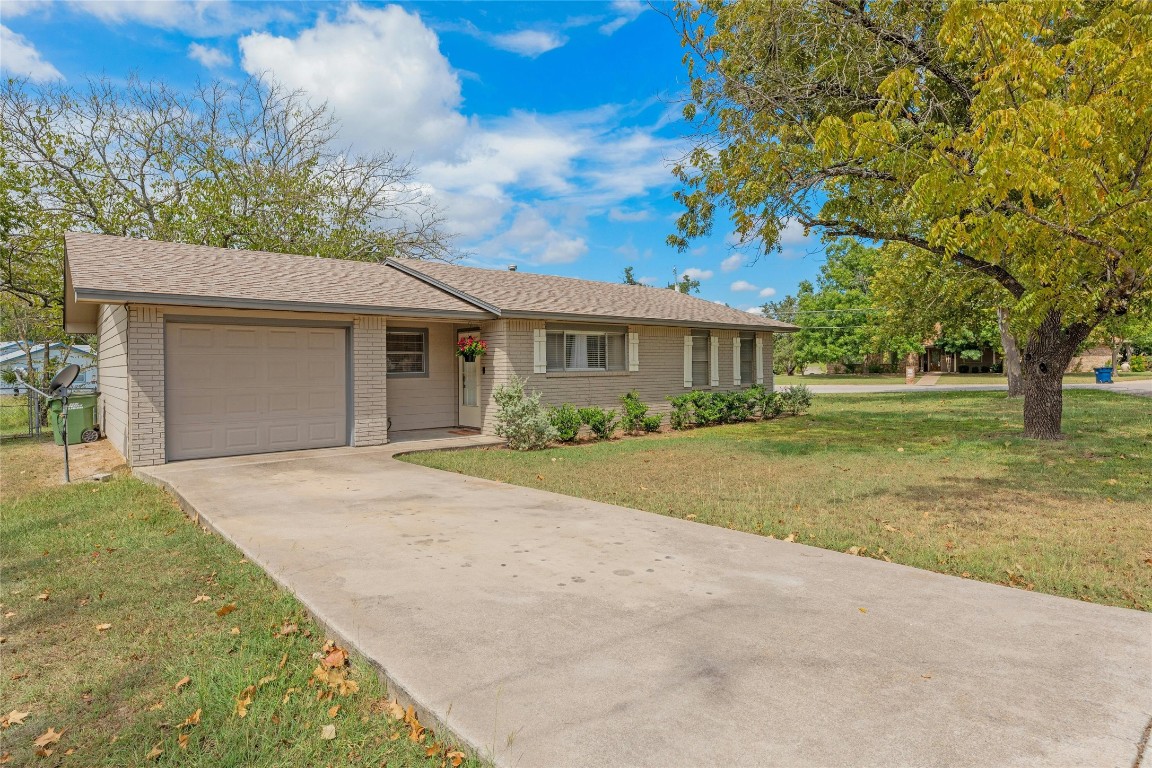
[139,440,1152,768]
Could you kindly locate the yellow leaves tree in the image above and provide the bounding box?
[671,0,1152,439]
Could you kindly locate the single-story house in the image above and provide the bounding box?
[1,342,96,394]
[63,232,796,466]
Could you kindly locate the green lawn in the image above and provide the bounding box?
[403,391,1152,611]
[779,373,910,385]
[1,394,36,437]
[0,437,478,767]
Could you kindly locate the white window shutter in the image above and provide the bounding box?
[732,337,742,385]
[628,332,639,372]
[683,335,693,388]
[533,328,547,373]
[755,336,764,384]
[709,335,720,387]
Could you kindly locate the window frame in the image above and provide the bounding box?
[385,327,429,379]
[739,334,756,386]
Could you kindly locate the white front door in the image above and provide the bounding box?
[458,332,482,428]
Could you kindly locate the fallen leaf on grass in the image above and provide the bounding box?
[9,672,26,681]
[178,733,189,750]
[279,653,288,669]
[446,750,467,767]
[274,622,298,638]
[783,533,796,543]
[383,699,405,721]
[35,593,49,601]
[215,603,236,617]
[174,676,191,692]
[320,724,336,740]
[845,546,863,556]
[257,675,276,688]
[230,627,240,635]
[192,595,211,604]
[95,623,112,632]
[235,686,255,718]
[146,743,162,760]
[0,753,10,763]
[148,702,164,711]
[327,705,340,719]
[1,711,29,728]
[33,727,63,747]
[883,524,898,533]
[3,612,14,619]
[180,709,201,728]
[35,747,53,758]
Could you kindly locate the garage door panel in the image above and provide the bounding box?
[167,323,348,461]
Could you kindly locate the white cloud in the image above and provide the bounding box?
[759,286,778,298]
[482,207,588,265]
[239,5,467,161]
[720,254,743,272]
[489,29,566,57]
[746,306,765,315]
[682,268,713,281]
[730,280,758,292]
[638,276,657,285]
[187,42,231,68]
[779,218,811,246]
[599,0,646,35]
[0,0,50,18]
[0,25,62,81]
[71,0,295,37]
[608,207,650,222]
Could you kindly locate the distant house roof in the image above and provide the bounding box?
[64,232,796,333]
[0,343,93,365]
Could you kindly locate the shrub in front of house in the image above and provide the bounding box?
[668,385,809,429]
[548,403,582,442]
[492,376,557,450]
[778,383,813,415]
[578,406,619,440]
[620,390,661,434]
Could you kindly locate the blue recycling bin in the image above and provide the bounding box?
[1094,367,1114,384]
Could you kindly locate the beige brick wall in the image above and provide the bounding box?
[97,304,129,460]
[481,320,776,432]
[353,315,388,446]
[127,305,166,466]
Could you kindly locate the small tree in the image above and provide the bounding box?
[492,377,556,450]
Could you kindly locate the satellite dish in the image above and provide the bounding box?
[48,364,80,396]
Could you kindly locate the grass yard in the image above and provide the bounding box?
[0,394,36,437]
[0,437,478,767]
[779,373,909,385]
[404,390,1152,611]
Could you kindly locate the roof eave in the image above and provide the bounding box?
[499,310,796,332]
[71,288,495,321]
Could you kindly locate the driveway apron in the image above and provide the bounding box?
[138,441,1152,768]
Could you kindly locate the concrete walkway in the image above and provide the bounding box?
[138,441,1152,768]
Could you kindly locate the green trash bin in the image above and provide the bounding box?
[48,392,100,446]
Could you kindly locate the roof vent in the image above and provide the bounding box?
[508,264,517,272]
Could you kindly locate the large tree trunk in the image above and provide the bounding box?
[1021,310,1092,440]
[997,307,1024,397]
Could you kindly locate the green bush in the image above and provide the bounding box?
[578,406,619,440]
[779,383,813,415]
[1131,355,1147,373]
[620,390,661,433]
[668,394,693,430]
[548,403,582,442]
[492,376,557,450]
[746,384,783,419]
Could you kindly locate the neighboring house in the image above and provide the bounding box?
[0,342,96,394]
[63,232,796,466]
[919,344,1002,374]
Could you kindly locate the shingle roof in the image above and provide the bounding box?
[64,233,795,331]
[391,259,794,331]
[64,233,487,317]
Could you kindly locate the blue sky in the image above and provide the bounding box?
[1,0,828,312]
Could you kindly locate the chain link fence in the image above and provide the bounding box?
[0,390,45,439]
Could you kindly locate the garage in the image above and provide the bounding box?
[165,323,348,461]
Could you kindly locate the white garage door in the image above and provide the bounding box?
[166,323,348,461]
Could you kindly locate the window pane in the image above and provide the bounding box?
[586,334,606,369]
[692,333,709,386]
[386,330,426,375]
[740,338,755,384]
[606,333,626,371]
[547,332,565,371]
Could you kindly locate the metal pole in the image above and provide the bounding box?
[61,393,70,483]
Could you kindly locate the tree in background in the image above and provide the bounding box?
[667,267,701,294]
[1,75,455,313]
[761,295,804,375]
[670,0,1152,439]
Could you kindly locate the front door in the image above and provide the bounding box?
[458,332,482,428]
